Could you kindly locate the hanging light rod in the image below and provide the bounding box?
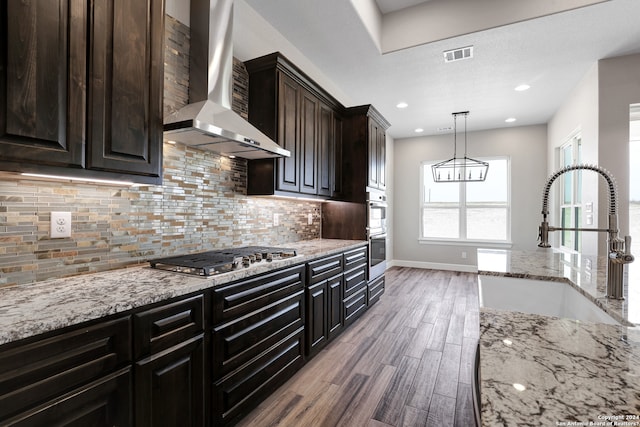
[431,111,489,183]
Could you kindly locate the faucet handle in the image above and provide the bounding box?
[625,235,632,256]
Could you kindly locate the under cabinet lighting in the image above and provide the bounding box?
[396,102,408,109]
[415,128,424,133]
[514,84,530,91]
[505,117,517,123]
[21,173,140,187]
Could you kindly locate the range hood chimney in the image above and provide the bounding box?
[163,0,290,159]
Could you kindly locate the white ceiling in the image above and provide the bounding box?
[242,0,640,140]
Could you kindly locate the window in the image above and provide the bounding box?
[558,134,582,252]
[420,157,510,243]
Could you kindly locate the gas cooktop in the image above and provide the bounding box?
[149,246,298,276]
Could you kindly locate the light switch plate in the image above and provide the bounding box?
[51,212,72,238]
[273,213,279,226]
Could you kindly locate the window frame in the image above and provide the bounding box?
[557,133,582,253]
[419,156,512,247]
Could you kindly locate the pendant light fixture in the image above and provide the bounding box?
[431,111,489,182]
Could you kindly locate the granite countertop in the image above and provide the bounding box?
[0,239,367,346]
[477,249,640,426]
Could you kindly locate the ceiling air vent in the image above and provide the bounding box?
[443,46,473,63]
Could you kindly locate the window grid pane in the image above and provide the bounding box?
[421,158,509,242]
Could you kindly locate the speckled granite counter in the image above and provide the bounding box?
[477,248,639,326]
[480,308,640,426]
[0,239,366,346]
[477,249,640,426]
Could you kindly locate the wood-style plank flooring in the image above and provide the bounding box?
[236,267,480,427]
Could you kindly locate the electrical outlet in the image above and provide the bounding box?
[273,213,279,226]
[51,212,72,238]
[307,213,313,225]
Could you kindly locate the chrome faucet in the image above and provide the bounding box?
[537,164,634,299]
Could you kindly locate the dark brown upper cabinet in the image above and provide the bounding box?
[341,105,390,201]
[0,0,164,184]
[244,52,343,199]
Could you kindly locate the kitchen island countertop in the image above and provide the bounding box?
[0,239,366,346]
[477,248,640,426]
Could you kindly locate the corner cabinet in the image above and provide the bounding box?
[0,0,164,185]
[244,52,343,199]
[342,105,390,200]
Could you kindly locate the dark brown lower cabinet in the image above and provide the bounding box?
[134,334,206,427]
[0,245,381,427]
[368,275,385,306]
[343,263,368,327]
[212,264,306,426]
[133,293,207,427]
[4,368,132,427]
[0,316,132,426]
[327,273,344,341]
[306,272,344,358]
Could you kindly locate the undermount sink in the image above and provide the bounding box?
[478,275,620,325]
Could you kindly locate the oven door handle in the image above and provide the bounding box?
[369,233,387,239]
[368,201,388,208]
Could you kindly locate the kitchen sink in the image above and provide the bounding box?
[478,275,620,325]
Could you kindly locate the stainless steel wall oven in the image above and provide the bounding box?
[367,190,387,280]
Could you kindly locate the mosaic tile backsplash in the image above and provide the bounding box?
[0,15,321,287]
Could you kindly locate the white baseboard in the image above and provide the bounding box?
[387,259,478,273]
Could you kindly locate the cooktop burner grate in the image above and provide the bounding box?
[149,246,297,276]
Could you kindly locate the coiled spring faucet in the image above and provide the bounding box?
[538,164,634,299]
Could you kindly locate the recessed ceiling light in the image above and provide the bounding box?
[513,383,526,392]
[505,117,517,123]
[515,84,530,91]
[414,128,424,133]
[396,102,408,109]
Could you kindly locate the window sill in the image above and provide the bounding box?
[418,239,513,249]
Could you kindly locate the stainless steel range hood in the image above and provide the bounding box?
[163,0,290,159]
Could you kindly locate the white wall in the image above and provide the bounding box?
[163,0,353,107]
[547,53,640,256]
[547,64,600,255]
[598,53,640,244]
[392,125,547,271]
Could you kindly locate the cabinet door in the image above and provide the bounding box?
[306,280,328,357]
[377,126,387,190]
[327,273,344,340]
[367,118,380,189]
[318,102,334,197]
[299,88,318,195]
[0,1,86,167]
[332,114,343,197]
[87,0,163,180]
[135,335,206,427]
[276,73,301,192]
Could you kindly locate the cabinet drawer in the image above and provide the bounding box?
[134,294,204,359]
[213,289,305,378]
[213,329,304,426]
[307,253,343,285]
[0,316,131,421]
[2,367,132,427]
[344,287,367,326]
[213,265,305,325]
[368,275,385,306]
[343,245,367,269]
[344,264,367,298]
